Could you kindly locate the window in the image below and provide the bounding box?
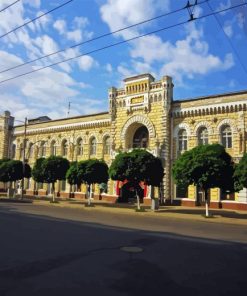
[19,143,24,159]
[176,183,188,198]
[221,125,232,148]
[50,140,56,156]
[133,126,149,148]
[178,129,187,151]
[198,127,208,145]
[77,138,83,156]
[90,137,97,155]
[12,144,16,159]
[28,143,34,158]
[103,136,111,155]
[39,141,46,157]
[62,140,68,156]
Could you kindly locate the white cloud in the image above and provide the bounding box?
[100,0,170,39]
[77,56,96,71]
[34,35,59,55]
[67,29,82,42]
[53,19,67,35]
[0,50,97,120]
[106,63,113,73]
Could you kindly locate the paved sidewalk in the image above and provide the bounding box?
[1,196,247,226]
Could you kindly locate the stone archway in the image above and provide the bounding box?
[121,115,155,149]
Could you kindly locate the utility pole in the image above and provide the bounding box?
[67,101,71,118]
[21,117,27,199]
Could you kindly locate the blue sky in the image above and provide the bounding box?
[0,0,247,121]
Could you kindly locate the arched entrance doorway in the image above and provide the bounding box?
[133,126,149,148]
[118,181,145,203]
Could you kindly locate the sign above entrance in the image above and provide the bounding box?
[131,96,144,104]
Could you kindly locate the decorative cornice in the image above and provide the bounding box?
[14,119,111,136]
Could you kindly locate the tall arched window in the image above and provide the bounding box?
[39,141,46,157]
[198,127,208,145]
[90,137,97,155]
[19,143,24,159]
[103,136,111,155]
[12,144,16,159]
[221,125,232,148]
[28,143,34,158]
[133,126,149,148]
[178,129,187,151]
[62,139,68,156]
[50,140,56,156]
[77,138,83,156]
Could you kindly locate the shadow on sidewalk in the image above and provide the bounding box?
[157,208,247,220]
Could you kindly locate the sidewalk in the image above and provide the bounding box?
[1,196,246,226]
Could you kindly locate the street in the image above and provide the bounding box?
[0,202,246,296]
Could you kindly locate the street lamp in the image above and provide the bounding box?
[15,117,27,199]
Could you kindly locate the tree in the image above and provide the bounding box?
[234,153,247,192]
[0,160,24,197]
[42,156,70,202]
[32,158,46,190]
[83,159,109,205]
[172,144,234,217]
[109,149,164,210]
[66,161,81,195]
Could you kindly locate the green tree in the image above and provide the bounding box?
[172,144,234,217]
[109,149,164,210]
[0,160,23,197]
[42,156,70,202]
[234,153,247,192]
[83,159,109,205]
[66,161,82,195]
[32,158,46,191]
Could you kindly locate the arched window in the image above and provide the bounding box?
[19,143,24,159]
[221,125,232,148]
[28,143,34,158]
[50,140,56,156]
[198,127,208,145]
[178,129,187,151]
[39,141,46,157]
[90,137,97,155]
[62,139,68,156]
[103,136,111,155]
[133,126,149,148]
[12,144,16,159]
[77,138,83,156]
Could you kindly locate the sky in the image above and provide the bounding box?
[0,0,247,121]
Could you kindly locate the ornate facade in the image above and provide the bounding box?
[1,73,247,209]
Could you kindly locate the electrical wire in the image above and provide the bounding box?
[0,0,20,13]
[207,1,247,78]
[0,1,246,85]
[0,0,73,39]
[0,0,209,74]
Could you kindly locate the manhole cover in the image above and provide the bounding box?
[120,246,143,253]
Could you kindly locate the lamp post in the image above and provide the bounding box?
[15,117,27,199]
[21,117,27,199]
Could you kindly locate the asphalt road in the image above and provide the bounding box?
[0,202,246,296]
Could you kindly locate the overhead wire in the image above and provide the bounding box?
[0,1,246,85]
[0,0,20,13]
[0,0,73,39]
[0,0,209,74]
[207,0,247,78]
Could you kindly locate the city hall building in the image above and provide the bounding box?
[1,73,247,210]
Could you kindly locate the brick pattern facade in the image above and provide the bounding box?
[1,73,247,208]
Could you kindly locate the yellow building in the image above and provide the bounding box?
[1,73,247,210]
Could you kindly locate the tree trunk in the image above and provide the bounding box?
[136,189,141,210]
[87,184,92,206]
[204,189,209,217]
[52,183,55,203]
